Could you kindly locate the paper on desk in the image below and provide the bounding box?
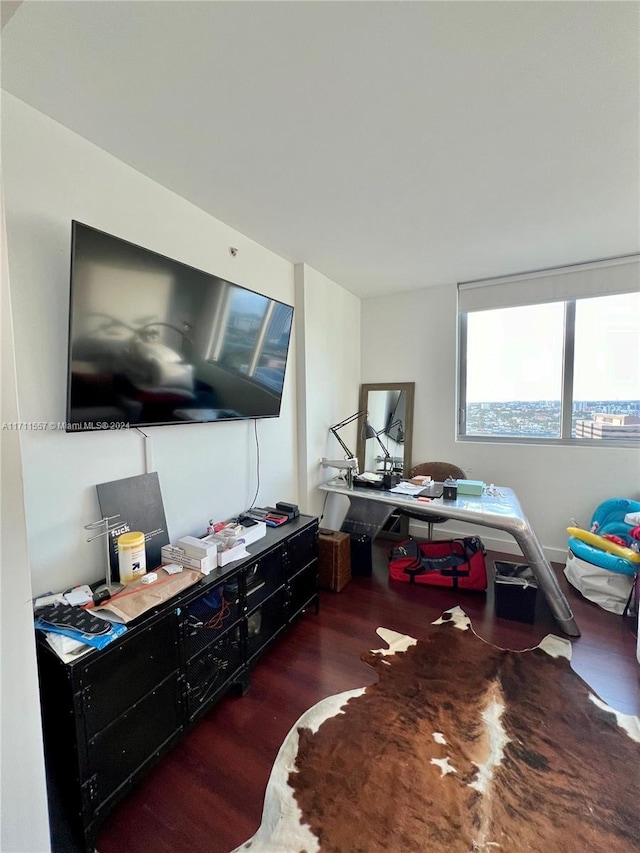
[389,482,426,495]
[358,472,383,482]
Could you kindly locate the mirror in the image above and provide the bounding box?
[356,382,414,478]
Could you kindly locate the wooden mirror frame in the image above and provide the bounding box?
[356,382,415,477]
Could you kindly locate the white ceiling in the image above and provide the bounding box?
[2,1,639,298]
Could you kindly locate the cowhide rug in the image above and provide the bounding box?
[232,607,640,853]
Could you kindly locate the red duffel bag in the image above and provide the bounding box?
[388,536,487,590]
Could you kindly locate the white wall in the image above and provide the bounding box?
[1,195,51,851]
[3,94,300,598]
[1,97,362,851]
[295,263,361,527]
[361,285,640,561]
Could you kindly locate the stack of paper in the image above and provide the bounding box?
[390,482,426,495]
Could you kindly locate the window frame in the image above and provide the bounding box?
[457,293,639,448]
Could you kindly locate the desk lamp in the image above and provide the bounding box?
[321,410,367,486]
[366,420,403,468]
[364,419,403,486]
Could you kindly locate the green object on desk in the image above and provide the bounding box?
[456,479,485,496]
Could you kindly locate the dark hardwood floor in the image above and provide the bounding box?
[61,541,638,853]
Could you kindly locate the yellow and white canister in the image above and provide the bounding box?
[117,531,146,584]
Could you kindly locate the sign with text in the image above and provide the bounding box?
[96,472,170,581]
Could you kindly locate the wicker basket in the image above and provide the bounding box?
[318,529,352,592]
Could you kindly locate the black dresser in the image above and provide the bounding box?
[36,514,319,852]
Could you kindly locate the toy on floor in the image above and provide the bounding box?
[566,497,640,575]
[566,526,640,564]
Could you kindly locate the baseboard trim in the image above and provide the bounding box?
[406,519,567,566]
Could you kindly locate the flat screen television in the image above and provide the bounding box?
[66,221,294,431]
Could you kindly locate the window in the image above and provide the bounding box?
[458,257,640,444]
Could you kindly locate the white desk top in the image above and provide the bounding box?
[319,478,530,535]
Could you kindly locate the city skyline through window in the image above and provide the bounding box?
[460,292,640,442]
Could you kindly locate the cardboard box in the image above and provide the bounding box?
[456,479,485,496]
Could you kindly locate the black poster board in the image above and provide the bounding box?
[96,472,170,580]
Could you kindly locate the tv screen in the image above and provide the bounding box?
[66,221,294,431]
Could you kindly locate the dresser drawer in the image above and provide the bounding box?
[245,545,286,612]
[289,561,318,618]
[246,587,287,663]
[181,578,241,663]
[79,611,179,738]
[285,523,318,578]
[84,673,182,815]
[184,625,243,719]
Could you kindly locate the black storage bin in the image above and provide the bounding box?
[350,534,373,576]
[494,561,538,623]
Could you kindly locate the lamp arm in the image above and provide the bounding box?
[373,432,391,459]
[329,427,357,460]
[330,409,367,432]
[368,418,403,472]
[382,417,402,434]
[328,409,367,461]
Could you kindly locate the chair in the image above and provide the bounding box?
[409,462,466,483]
[404,461,467,539]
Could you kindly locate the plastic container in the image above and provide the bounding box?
[117,531,146,583]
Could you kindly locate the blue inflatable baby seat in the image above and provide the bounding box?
[567,497,640,575]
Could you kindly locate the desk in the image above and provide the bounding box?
[319,478,580,637]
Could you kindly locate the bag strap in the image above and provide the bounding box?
[403,565,425,583]
[416,550,471,588]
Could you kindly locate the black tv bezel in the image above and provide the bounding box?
[65,220,294,432]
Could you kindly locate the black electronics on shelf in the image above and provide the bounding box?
[276,501,299,520]
[244,506,290,526]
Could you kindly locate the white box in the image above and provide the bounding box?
[178,535,217,559]
[206,537,249,567]
[236,521,266,547]
[161,544,216,575]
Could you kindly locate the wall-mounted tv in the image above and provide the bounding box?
[66,221,294,431]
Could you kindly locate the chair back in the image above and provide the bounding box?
[409,462,467,482]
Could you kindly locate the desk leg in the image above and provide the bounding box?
[512,529,580,637]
